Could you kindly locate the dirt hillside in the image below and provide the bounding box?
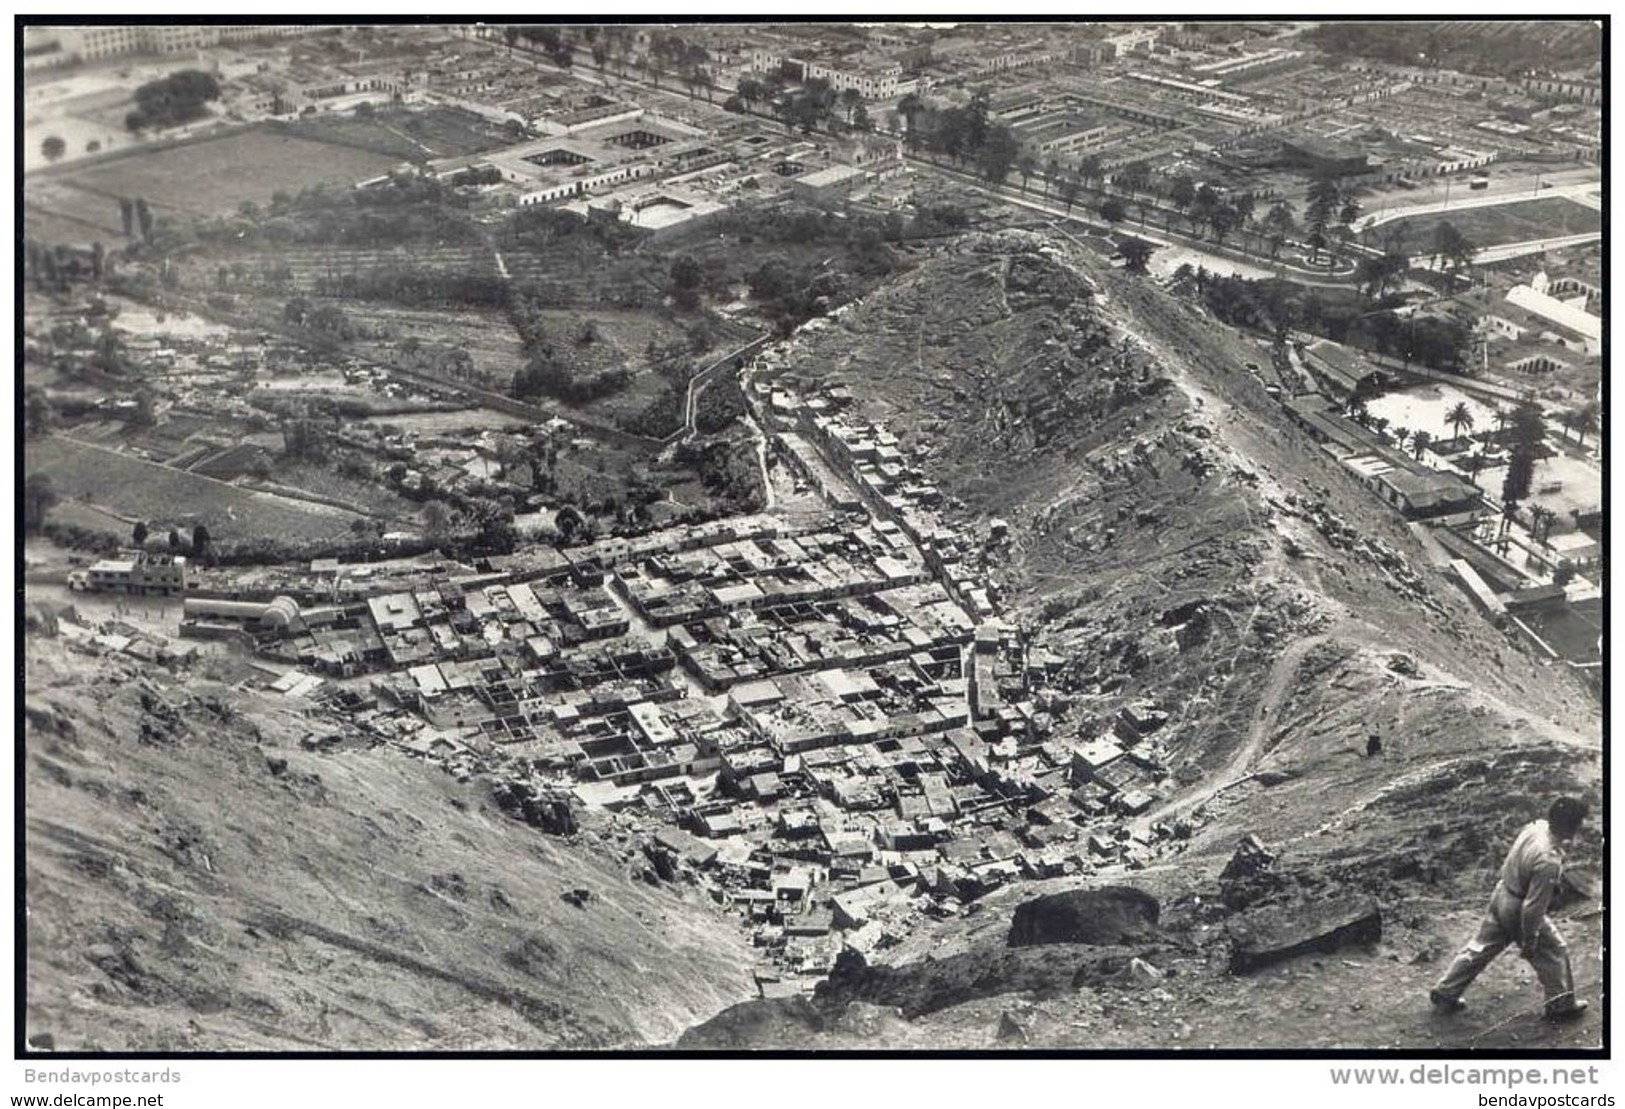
[23,637,756,1051]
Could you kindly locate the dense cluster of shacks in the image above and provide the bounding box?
[176,370,1195,993]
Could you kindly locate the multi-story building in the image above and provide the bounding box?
[76,552,190,596]
[53,24,324,63]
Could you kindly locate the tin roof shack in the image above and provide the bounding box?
[1367,465,1483,520]
[1303,340,1386,404]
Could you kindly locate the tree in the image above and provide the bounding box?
[23,474,59,534]
[1077,154,1103,191]
[1016,152,1038,193]
[555,504,587,545]
[133,521,150,548]
[1168,176,1196,227]
[1355,251,1408,301]
[192,523,211,560]
[169,528,185,552]
[131,386,158,427]
[670,254,703,312]
[1528,504,1557,547]
[1232,192,1257,229]
[1500,397,1545,505]
[1208,201,1239,246]
[840,87,861,123]
[1100,195,1126,224]
[1305,176,1341,262]
[1571,400,1599,447]
[1410,429,1432,460]
[421,500,453,541]
[1444,401,1475,443]
[24,386,56,438]
[136,197,154,243]
[1431,220,1475,277]
[976,124,1019,185]
[1057,175,1082,215]
[1119,237,1155,274]
[41,135,66,163]
[897,92,923,145]
[1189,183,1220,235]
[851,103,870,131]
[119,197,135,238]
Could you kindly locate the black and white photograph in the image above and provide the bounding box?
[14,13,1607,1098]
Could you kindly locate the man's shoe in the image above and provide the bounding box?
[1544,1000,1588,1023]
[1430,990,1467,1015]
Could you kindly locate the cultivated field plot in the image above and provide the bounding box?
[542,308,695,379]
[347,303,525,391]
[1382,197,1599,254]
[286,106,518,162]
[192,245,499,295]
[362,409,532,434]
[501,250,664,309]
[24,183,126,241]
[267,460,422,522]
[26,435,366,543]
[35,128,404,221]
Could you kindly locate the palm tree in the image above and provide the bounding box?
[1391,426,1410,451]
[1444,400,1474,445]
[1529,504,1558,546]
[1410,429,1432,460]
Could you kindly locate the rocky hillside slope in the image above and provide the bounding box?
[681,231,1601,1050]
[23,635,755,1051]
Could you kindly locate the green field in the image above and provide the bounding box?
[1381,197,1599,256]
[26,127,405,235]
[285,106,517,161]
[27,435,366,544]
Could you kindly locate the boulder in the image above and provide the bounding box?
[1125,956,1164,986]
[1227,895,1382,973]
[1007,886,1160,948]
[1218,834,1290,910]
[1219,834,1276,882]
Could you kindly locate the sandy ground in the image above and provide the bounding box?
[1365,382,1503,441]
[1365,383,1602,517]
[1148,245,1278,282]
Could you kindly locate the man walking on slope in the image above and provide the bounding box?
[1430,797,1589,1021]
